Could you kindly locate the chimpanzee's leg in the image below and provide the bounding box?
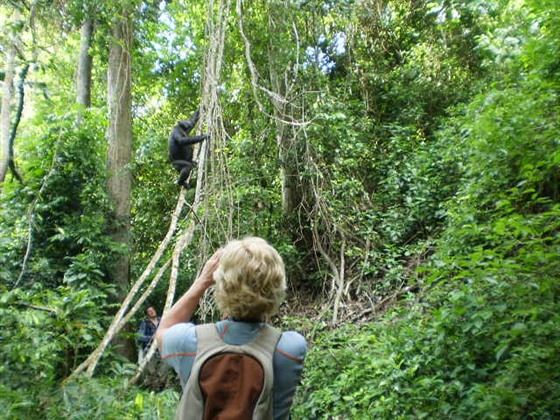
[172,160,196,187]
[178,166,192,187]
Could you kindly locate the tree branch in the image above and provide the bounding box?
[8,301,60,315]
[7,63,29,183]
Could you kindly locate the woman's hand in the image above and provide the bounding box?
[155,248,223,352]
[192,248,223,292]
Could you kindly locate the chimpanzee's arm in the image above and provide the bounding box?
[175,134,208,146]
[187,108,200,126]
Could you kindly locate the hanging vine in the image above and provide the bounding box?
[66,0,233,383]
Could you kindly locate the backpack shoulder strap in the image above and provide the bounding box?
[237,324,282,420]
[250,324,282,357]
[176,323,224,420]
[194,322,282,353]
[195,323,222,348]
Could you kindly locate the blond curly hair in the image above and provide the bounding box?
[213,237,286,320]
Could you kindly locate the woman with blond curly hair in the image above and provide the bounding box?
[156,237,307,420]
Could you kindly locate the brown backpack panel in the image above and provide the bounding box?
[199,353,265,420]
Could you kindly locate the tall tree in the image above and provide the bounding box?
[265,3,316,260]
[106,3,134,360]
[76,18,94,108]
[0,30,18,185]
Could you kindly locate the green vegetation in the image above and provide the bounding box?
[1,0,558,418]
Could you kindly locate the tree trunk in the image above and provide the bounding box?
[274,109,302,215]
[106,9,134,360]
[273,97,302,216]
[265,5,305,218]
[264,5,319,284]
[267,35,309,239]
[77,18,94,108]
[0,40,17,185]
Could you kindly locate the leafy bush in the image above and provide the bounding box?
[1,373,179,420]
[0,110,115,291]
[293,2,560,418]
[294,205,560,419]
[0,285,108,385]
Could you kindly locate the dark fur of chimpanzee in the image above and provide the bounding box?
[168,108,208,188]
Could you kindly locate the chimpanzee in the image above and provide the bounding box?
[168,108,208,188]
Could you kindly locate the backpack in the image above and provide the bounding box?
[176,323,282,420]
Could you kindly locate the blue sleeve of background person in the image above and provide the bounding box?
[137,320,149,345]
[161,322,197,387]
[273,331,308,420]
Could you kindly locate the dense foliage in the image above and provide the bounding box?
[294,1,560,417]
[1,0,558,418]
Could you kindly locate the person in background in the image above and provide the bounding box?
[137,306,160,364]
[155,236,307,419]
